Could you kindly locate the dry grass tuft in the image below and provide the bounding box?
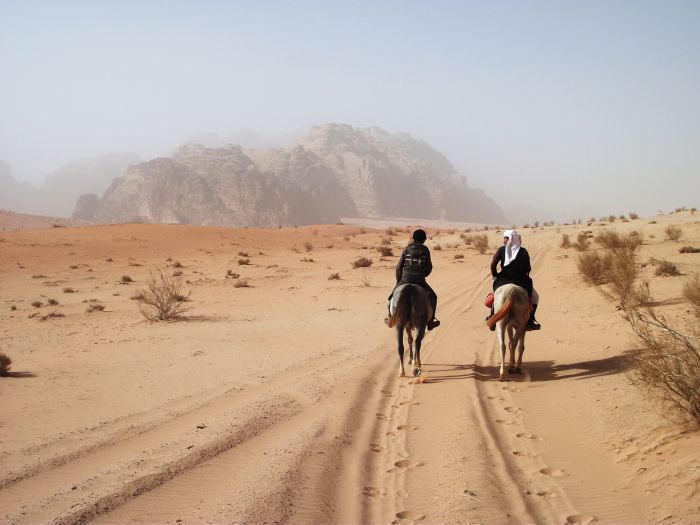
[679,246,700,254]
[233,279,251,288]
[655,260,680,277]
[628,308,700,425]
[63,287,75,293]
[47,298,59,306]
[683,273,700,311]
[121,275,133,283]
[304,242,313,252]
[134,268,191,321]
[238,258,251,265]
[352,257,373,268]
[472,234,488,254]
[86,303,105,313]
[328,272,340,280]
[360,271,372,287]
[577,251,612,285]
[433,244,442,251]
[31,300,43,308]
[594,229,643,251]
[0,352,11,376]
[225,270,240,279]
[560,234,571,248]
[574,232,591,251]
[377,246,393,256]
[629,212,639,220]
[453,254,464,260]
[665,225,682,241]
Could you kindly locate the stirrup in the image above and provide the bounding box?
[526,320,541,331]
[427,318,440,331]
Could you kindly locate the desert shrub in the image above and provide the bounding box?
[628,308,700,425]
[360,271,371,287]
[560,234,571,249]
[303,242,313,252]
[238,258,250,265]
[577,251,612,285]
[460,233,473,245]
[679,246,700,254]
[384,228,395,236]
[608,215,616,222]
[595,230,643,251]
[472,234,488,254]
[86,303,105,313]
[31,301,43,308]
[171,261,182,268]
[0,352,11,376]
[655,260,680,277]
[629,212,639,220]
[665,225,682,241]
[377,246,393,256]
[238,252,249,257]
[648,220,657,224]
[433,244,442,251]
[343,236,350,242]
[121,275,133,283]
[453,254,464,260]
[225,270,239,279]
[40,311,65,320]
[633,280,654,307]
[380,237,391,245]
[173,270,183,277]
[47,298,59,306]
[233,280,251,288]
[608,247,638,306]
[301,257,314,262]
[328,273,340,280]
[10,306,16,311]
[682,274,700,310]
[574,232,591,251]
[134,268,191,321]
[352,257,373,268]
[63,287,75,293]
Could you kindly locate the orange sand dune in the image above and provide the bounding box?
[0,213,698,524]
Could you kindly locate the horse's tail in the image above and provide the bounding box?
[487,297,513,329]
[388,286,414,328]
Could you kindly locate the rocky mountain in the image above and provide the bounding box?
[0,153,139,217]
[76,124,506,226]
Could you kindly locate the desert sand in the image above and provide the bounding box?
[0,212,698,524]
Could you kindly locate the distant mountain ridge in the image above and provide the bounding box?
[76,124,505,226]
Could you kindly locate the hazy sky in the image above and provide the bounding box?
[1,1,698,219]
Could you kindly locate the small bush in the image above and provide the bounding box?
[385,228,395,236]
[453,254,464,260]
[352,257,373,268]
[472,234,488,254]
[63,287,75,293]
[577,251,612,285]
[433,244,442,251]
[665,225,682,241]
[380,237,391,246]
[328,273,341,280]
[10,305,16,311]
[655,260,680,277]
[683,274,700,310]
[0,352,11,376]
[377,246,393,256]
[86,303,105,313]
[234,279,251,288]
[302,257,314,262]
[225,270,240,279]
[238,258,251,265]
[303,242,313,252]
[561,234,571,249]
[238,252,249,257]
[574,232,591,251]
[609,247,638,306]
[121,275,133,283]
[679,246,700,254]
[173,270,183,277]
[608,215,617,222]
[47,298,59,306]
[134,268,191,321]
[628,308,700,425]
[31,301,43,308]
[595,230,642,251]
[629,212,639,220]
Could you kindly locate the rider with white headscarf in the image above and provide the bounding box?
[488,229,541,330]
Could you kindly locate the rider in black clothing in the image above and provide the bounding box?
[488,229,541,331]
[385,229,440,330]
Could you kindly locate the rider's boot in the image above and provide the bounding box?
[486,304,495,331]
[427,295,440,330]
[526,304,541,331]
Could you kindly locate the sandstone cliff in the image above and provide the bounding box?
[78,125,505,226]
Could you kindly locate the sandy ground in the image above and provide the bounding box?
[0,212,698,524]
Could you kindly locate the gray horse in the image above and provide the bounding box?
[388,283,433,377]
[486,283,530,381]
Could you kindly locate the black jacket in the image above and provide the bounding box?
[491,245,533,296]
[396,242,433,284]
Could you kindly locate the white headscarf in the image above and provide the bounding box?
[503,229,522,267]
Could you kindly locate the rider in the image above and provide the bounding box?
[487,229,541,331]
[385,229,440,330]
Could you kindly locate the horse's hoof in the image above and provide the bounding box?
[413,368,422,377]
[515,367,522,375]
[499,375,506,382]
[399,371,406,378]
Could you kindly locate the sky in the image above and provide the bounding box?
[1,0,699,220]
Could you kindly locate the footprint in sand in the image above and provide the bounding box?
[394,459,422,469]
[397,424,418,431]
[495,419,514,425]
[516,432,543,440]
[376,413,388,420]
[394,511,426,522]
[501,386,519,391]
[362,486,384,498]
[539,467,567,477]
[381,390,394,397]
[386,431,396,437]
[565,514,597,525]
[512,450,536,458]
[399,401,420,406]
[535,490,557,499]
[486,395,505,401]
[370,443,385,453]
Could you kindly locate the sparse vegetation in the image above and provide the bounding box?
[665,225,682,241]
[303,242,313,252]
[86,303,105,313]
[173,270,183,277]
[40,311,65,320]
[234,279,251,288]
[574,232,591,251]
[225,270,240,279]
[453,254,464,260]
[328,273,341,280]
[595,229,643,251]
[629,212,639,220]
[577,251,612,285]
[302,257,314,262]
[47,298,59,306]
[63,287,75,293]
[682,274,700,312]
[433,244,442,251]
[238,258,251,265]
[679,246,700,254]
[0,352,11,376]
[360,271,371,287]
[134,268,191,321]
[655,260,680,277]
[121,275,133,283]
[377,246,393,256]
[472,234,488,254]
[560,234,571,249]
[31,301,43,308]
[352,257,373,268]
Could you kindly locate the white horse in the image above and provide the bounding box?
[486,284,531,381]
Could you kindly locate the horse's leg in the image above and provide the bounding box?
[498,321,507,381]
[413,326,426,376]
[407,327,414,365]
[397,324,406,377]
[507,324,517,374]
[515,328,526,374]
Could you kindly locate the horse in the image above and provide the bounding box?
[486,283,531,381]
[388,283,433,377]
